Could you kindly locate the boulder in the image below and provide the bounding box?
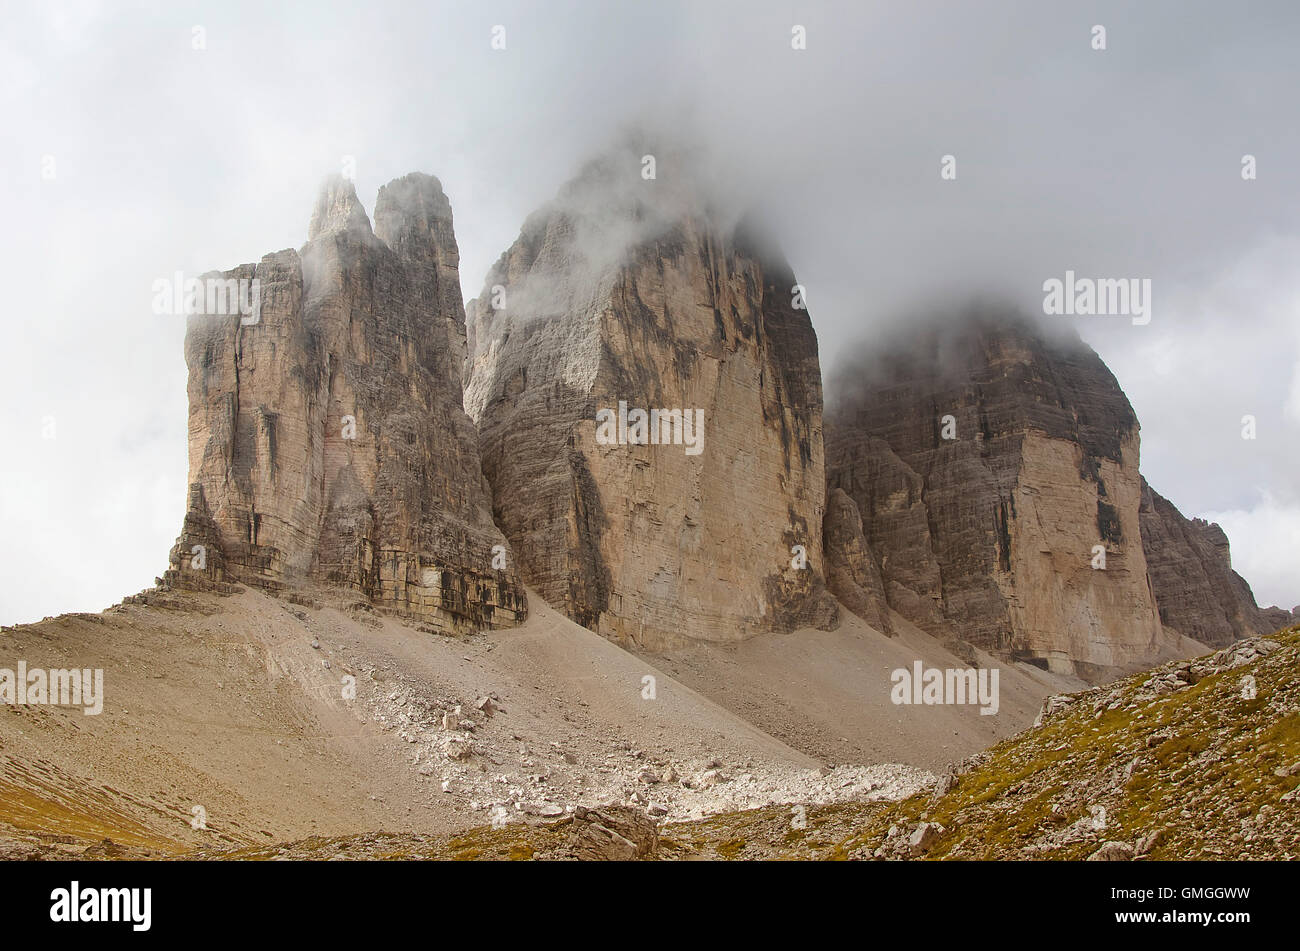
[566,805,659,860]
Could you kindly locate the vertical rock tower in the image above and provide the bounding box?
[168,174,525,632]
[463,145,837,649]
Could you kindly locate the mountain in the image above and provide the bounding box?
[167,156,1287,668]
[2,152,1292,864]
[462,145,837,649]
[1139,479,1296,647]
[823,308,1286,681]
[166,174,524,633]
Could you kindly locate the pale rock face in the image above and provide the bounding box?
[1002,431,1162,677]
[826,311,1171,679]
[464,151,837,649]
[169,174,525,632]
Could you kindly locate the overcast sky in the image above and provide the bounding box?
[2,0,1297,624]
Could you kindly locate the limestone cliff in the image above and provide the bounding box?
[825,310,1170,679]
[822,488,893,635]
[168,174,525,632]
[1139,479,1294,646]
[825,308,1290,677]
[463,148,837,649]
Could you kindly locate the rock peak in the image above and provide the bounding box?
[463,150,838,648]
[374,172,455,265]
[307,174,373,241]
[169,173,524,632]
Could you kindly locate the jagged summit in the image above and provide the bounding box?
[374,173,460,282]
[306,174,375,241]
[167,173,524,633]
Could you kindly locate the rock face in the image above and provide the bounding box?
[822,488,893,634]
[168,174,525,632]
[463,148,837,649]
[825,310,1169,679]
[1139,479,1293,646]
[825,309,1288,676]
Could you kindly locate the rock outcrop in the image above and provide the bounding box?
[565,805,661,860]
[825,309,1170,679]
[168,174,525,632]
[822,488,893,634]
[463,146,837,649]
[825,308,1288,677]
[1139,479,1294,646]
